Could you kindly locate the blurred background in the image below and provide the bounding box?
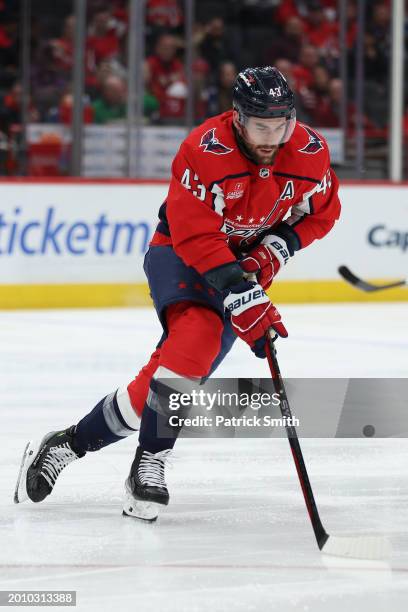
[0,0,406,180]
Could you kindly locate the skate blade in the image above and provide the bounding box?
[122,485,161,522]
[14,439,42,504]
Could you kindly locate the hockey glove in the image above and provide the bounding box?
[224,280,288,358]
[240,234,291,290]
[240,244,281,291]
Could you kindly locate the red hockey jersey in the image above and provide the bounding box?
[150,110,341,276]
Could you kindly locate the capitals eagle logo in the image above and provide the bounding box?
[298,125,324,154]
[200,128,233,155]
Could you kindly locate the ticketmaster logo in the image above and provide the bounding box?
[0,207,151,256]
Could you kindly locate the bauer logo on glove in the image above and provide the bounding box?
[224,280,288,358]
[225,286,267,313]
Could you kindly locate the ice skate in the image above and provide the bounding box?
[123,447,171,522]
[14,426,86,504]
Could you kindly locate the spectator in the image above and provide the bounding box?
[273,0,301,25]
[92,73,159,124]
[0,2,19,90]
[215,61,237,115]
[145,33,186,122]
[303,1,337,52]
[365,2,390,77]
[369,2,391,41]
[273,58,310,123]
[299,66,330,126]
[292,44,320,90]
[314,77,342,127]
[146,0,184,31]
[55,93,95,125]
[264,16,305,64]
[199,17,236,72]
[92,75,127,124]
[0,82,39,134]
[87,9,121,67]
[312,65,331,98]
[49,15,75,74]
[31,40,72,119]
[345,1,357,50]
[192,57,211,122]
[358,32,388,81]
[0,20,12,50]
[274,58,294,85]
[292,47,324,122]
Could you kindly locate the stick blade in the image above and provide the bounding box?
[338,265,360,285]
[322,535,391,561]
[338,266,377,292]
[338,265,406,292]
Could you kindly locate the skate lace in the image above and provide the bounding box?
[138,449,172,488]
[40,443,78,488]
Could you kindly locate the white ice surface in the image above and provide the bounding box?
[0,303,407,611]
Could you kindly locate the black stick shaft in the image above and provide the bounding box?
[265,335,329,550]
[338,265,406,292]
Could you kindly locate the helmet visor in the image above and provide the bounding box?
[240,108,296,146]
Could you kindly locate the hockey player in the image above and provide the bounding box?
[14,66,340,521]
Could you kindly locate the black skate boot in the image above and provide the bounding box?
[123,446,171,522]
[14,426,86,504]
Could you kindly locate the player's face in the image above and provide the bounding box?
[233,112,293,164]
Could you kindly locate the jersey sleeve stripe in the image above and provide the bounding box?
[273,171,321,184]
[208,171,251,191]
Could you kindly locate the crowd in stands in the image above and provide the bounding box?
[0,0,404,174]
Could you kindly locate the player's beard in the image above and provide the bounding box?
[251,145,279,165]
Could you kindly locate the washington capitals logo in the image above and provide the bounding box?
[298,126,324,154]
[199,128,233,155]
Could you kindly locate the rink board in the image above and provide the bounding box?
[0,180,406,308]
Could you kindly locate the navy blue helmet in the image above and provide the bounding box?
[233,66,295,121]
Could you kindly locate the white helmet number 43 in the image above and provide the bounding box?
[269,87,282,97]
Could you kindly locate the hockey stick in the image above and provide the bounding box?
[338,265,407,292]
[265,331,391,560]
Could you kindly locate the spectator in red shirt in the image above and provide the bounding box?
[0,23,12,48]
[147,0,183,30]
[303,65,331,117]
[145,33,186,122]
[87,9,121,67]
[303,2,337,51]
[292,44,320,91]
[274,57,311,123]
[273,0,300,25]
[345,1,357,49]
[191,57,210,122]
[49,15,75,73]
[312,77,341,127]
